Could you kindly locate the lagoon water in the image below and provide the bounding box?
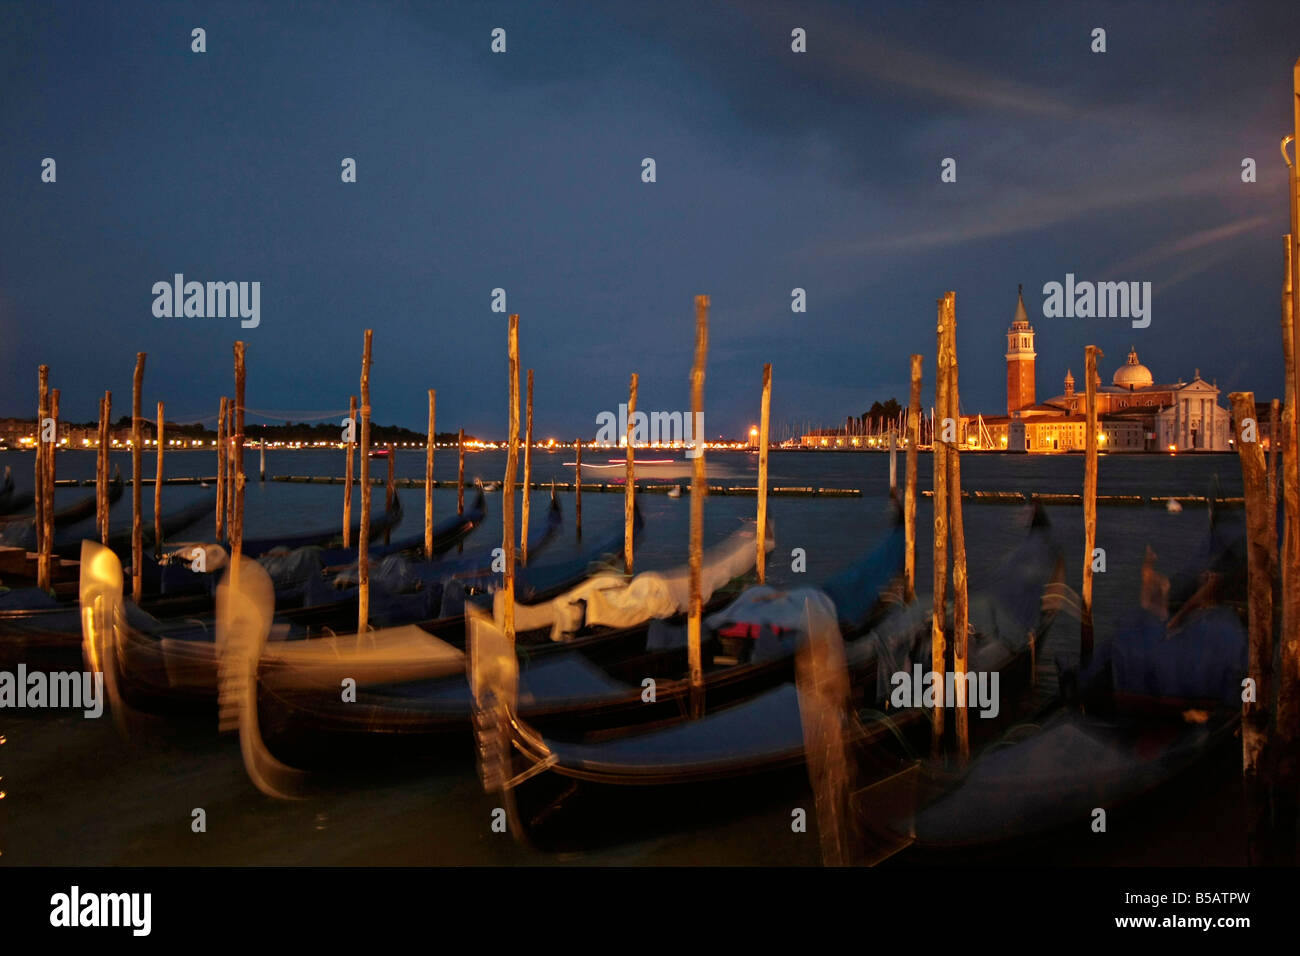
[0,448,1248,865]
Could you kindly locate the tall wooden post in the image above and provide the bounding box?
[521,370,534,565]
[357,333,373,633]
[225,401,236,539]
[42,387,58,589]
[131,353,146,602]
[344,395,357,547]
[931,299,951,754]
[425,389,436,560]
[154,401,164,557]
[688,296,709,718]
[1230,391,1275,864]
[1279,61,1300,863]
[574,439,582,538]
[1082,345,1103,658]
[756,364,772,585]
[625,372,637,575]
[946,294,970,765]
[502,315,520,643]
[888,428,897,492]
[34,366,48,587]
[1270,398,1281,519]
[384,443,395,546]
[216,396,227,540]
[905,355,922,602]
[97,394,109,545]
[231,343,246,591]
[456,427,465,515]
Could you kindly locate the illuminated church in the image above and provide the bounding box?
[978,287,1230,452]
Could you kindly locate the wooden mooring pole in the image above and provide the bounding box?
[931,299,951,756]
[225,400,236,539]
[1277,59,1300,862]
[625,372,637,575]
[574,438,582,539]
[503,315,520,643]
[35,366,48,589]
[154,401,164,557]
[946,294,970,765]
[97,393,110,545]
[905,355,921,603]
[688,296,709,718]
[42,387,58,589]
[216,396,228,541]
[457,427,465,515]
[384,443,395,546]
[1082,345,1103,659]
[231,344,246,591]
[131,353,146,603]
[357,333,373,633]
[343,395,356,547]
[522,370,534,565]
[756,363,772,585]
[425,389,436,560]
[1230,390,1275,864]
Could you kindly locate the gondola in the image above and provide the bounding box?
[219,508,898,796]
[0,468,32,515]
[0,474,123,551]
[798,509,1248,865]
[240,492,406,558]
[79,495,607,717]
[468,504,1062,850]
[0,490,462,671]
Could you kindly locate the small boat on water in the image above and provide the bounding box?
[468,504,1061,850]
[564,458,693,480]
[0,474,124,551]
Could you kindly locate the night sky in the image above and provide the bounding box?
[3,0,1298,440]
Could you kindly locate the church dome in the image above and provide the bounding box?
[1112,347,1153,389]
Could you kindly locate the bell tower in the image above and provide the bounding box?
[1006,284,1036,415]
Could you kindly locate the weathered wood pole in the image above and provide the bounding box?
[231,343,246,590]
[1278,228,1300,853]
[625,372,637,575]
[384,442,395,546]
[888,427,897,493]
[946,295,970,765]
[931,299,951,754]
[154,401,164,557]
[456,427,465,515]
[574,439,583,538]
[905,355,922,602]
[425,389,436,560]
[1279,64,1300,861]
[1270,398,1281,519]
[343,395,357,547]
[756,363,772,585]
[502,315,520,643]
[225,400,236,539]
[129,354,146,601]
[521,370,534,565]
[357,333,373,633]
[34,367,48,586]
[97,393,110,545]
[1082,345,1102,658]
[41,387,58,588]
[688,296,709,718]
[216,396,227,540]
[1230,390,1276,864]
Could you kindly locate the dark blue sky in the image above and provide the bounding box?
[3,0,1298,439]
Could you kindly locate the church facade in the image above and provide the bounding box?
[975,288,1231,452]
